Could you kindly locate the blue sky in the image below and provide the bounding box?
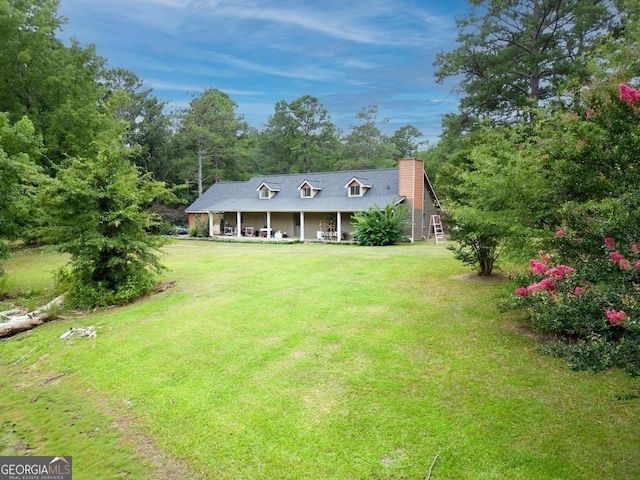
[57,0,469,145]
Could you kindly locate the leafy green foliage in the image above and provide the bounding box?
[188,215,208,237]
[390,124,425,157]
[0,114,44,274]
[257,95,339,174]
[439,123,549,274]
[506,81,640,376]
[0,0,109,168]
[446,208,506,276]
[352,203,409,246]
[101,68,178,184]
[338,106,400,170]
[512,238,640,376]
[39,139,173,308]
[434,0,613,123]
[176,88,250,195]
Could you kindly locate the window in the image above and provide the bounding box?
[259,188,270,199]
[350,185,361,196]
[302,187,312,198]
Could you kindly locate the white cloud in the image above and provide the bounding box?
[149,80,263,96]
[209,52,337,82]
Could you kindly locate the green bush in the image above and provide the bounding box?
[512,237,640,376]
[351,203,409,246]
[189,215,209,237]
[39,139,172,309]
[445,207,513,276]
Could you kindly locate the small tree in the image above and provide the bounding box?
[40,139,174,308]
[445,206,510,276]
[352,203,409,246]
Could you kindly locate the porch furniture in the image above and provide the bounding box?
[244,226,254,236]
[260,228,272,238]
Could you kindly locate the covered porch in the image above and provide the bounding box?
[191,210,355,242]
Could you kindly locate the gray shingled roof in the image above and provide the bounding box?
[186,168,404,213]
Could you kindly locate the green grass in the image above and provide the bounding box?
[1,240,639,479]
[0,247,68,309]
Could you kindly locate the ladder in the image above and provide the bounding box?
[428,215,446,245]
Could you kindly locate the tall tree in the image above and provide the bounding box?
[434,0,614,124]
[258,95,338,174]
[258,100,300,174]
[177,88,249,195]
[101,68,176,183]
[390,124,425,157]
[339,106,399,170]
[288,95,339,173]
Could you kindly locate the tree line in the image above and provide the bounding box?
[2,0,429,207]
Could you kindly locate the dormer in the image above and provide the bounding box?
[297,180,322,199]
[344,177,372,197]
[256,182,279,199]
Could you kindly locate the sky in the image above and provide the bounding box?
[57,0,470,145]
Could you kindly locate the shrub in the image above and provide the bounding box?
[352,203,409,246]
[512,237,640,376]
[40,140,172,309]
[445,207,513,276]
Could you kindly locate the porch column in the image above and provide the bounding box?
[300,212,305,241]
[236,211,242,237]
[266,211,271,237]
[336,212,342,242]
[208,212,214,237]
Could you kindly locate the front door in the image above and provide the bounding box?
[293,213,301,237]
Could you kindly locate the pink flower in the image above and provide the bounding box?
[586,108,595,119]
[574,286,583,295]
[619,83,640,106]
[527,277,555,293]
[545,265,575,279]
[606,309,626,325]
[610,251,623,264]
[619,258,631,270]
[577,139,586,146]
[631,242,639,254]
[538,251,551,265]
[556,229,565,237]
[515,287,528,296]
[636,259,640,270]
[604,237,616,249]
[529,259,548,275]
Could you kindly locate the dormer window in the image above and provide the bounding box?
[257,182,279,199]
[345,177,371,197]
[297,180,322,198]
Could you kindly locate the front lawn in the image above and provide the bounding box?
[1,241,639,479]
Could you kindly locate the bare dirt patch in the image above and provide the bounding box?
[110,413,201,480]
[450,272,507,283]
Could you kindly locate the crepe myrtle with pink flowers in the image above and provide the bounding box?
[512,230,640,375]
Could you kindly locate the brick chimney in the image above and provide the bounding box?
[398,157,425,242]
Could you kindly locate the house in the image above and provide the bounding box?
[185,157,441,242]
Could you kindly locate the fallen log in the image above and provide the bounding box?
[0,309,22,320]
[0,294,65,338]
